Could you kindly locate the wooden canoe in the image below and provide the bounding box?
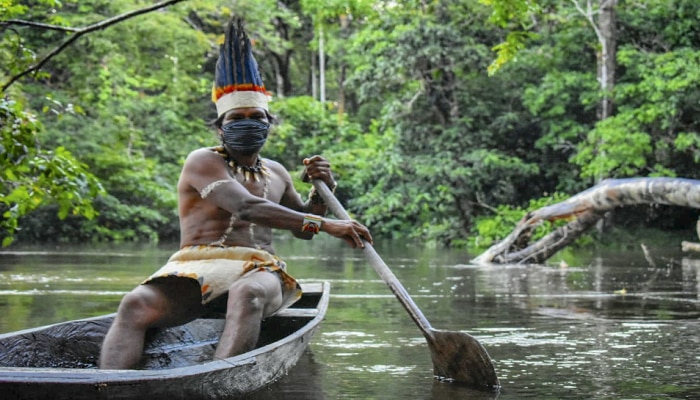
[0,281,330,400]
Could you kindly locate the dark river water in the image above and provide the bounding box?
[0,235,698,399]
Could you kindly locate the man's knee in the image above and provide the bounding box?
[227,275,281,316]
[228,280,267,310]
[115,289,162,327]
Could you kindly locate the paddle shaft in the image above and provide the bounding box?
[312,180,434,335]
[312,180,500,390]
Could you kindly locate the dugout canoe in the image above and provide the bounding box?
[0,281,330,400]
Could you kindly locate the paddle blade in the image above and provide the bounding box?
[427,329,500,391]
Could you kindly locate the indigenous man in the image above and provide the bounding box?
[99,18,372,369]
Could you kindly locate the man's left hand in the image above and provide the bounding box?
[302,155,336,190]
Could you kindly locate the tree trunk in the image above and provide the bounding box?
[473,178,700,265]
[269,15,293,97]
[270,52,292,97]
[318,25,326,103]
[598,0,616,120]
[337,14,349,123]
[310,47,317,99]
[571,0,617,187]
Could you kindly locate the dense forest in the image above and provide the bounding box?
[1,0,699,249]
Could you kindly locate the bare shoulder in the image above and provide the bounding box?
[183,147,226,171]
[260,157,285,170]
[261,158,293,181]
[180,147,231,192]
[185,147,222,163]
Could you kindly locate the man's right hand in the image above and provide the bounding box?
[322,219,373,249]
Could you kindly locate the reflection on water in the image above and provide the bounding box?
[1,238,699,399]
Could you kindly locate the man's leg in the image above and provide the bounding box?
[99,278,204,369]
[214,271,283,360]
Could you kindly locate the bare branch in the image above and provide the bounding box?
[570,0,604,44]
[1,0,191,92]
[496,210,603,264]
[1,19,79,32]
[474,178,700,265]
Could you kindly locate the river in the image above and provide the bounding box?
[1,235,698,399]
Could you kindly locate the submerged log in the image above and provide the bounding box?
[682,220,700,252]
[682,241,700,252]
[474,178,700,265]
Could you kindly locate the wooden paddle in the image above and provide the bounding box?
[312,180,500,390]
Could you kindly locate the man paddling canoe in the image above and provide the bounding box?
[99,18,372,369]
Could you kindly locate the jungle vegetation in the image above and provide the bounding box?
[1,0,699,249]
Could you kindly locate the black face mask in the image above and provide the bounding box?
[221,119,270,155]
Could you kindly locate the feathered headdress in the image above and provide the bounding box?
[212,18,269,116]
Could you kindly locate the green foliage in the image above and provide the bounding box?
[268,95,376,207]
[478,0,541,74]
[268,96,347,169]
[479,0,536,28]
[344,0,548,245]
[674,132,700,163]
[2,0,700,250]
[466,192,575,250]
[573,46,700,179]
[2,0,202,244]
[0,98,103,246]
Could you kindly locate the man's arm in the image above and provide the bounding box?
[182,149,371,248]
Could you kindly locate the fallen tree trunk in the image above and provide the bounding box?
[682,241,700,252]
[473,177,700,265]
[680,220,700,253]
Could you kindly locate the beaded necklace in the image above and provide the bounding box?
[209,146,270,248]
[213,146,271,182]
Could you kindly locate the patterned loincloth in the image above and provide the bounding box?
[142,245,302,316]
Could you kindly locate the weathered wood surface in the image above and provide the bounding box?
[0,282,329,400]
[474,178,700,265]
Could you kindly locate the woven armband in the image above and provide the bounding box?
[200,179,230,199]
[301,214,323,234]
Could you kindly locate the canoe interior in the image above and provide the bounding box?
[0,286,324,370]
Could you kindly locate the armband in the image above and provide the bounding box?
[200,179,230,199]
[301,214,323,234]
